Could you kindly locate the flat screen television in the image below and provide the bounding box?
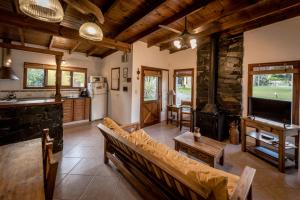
[248,97,292,124]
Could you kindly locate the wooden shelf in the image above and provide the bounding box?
[246,146,295,168]
[246,131,297,150]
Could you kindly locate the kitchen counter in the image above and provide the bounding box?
[0,99,63,152]
[0,98,63,108]
[0,96,90,108]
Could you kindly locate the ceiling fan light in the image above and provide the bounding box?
[79,22,103,41]
[19,0,64,22]
[190,38,197,49]
[173,40,181,49]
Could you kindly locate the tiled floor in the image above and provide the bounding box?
[54,121,300,200]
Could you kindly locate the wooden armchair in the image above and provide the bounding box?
[42,129,58,200]
[179,100,193,131]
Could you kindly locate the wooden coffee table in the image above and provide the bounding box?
[174,132,226,168]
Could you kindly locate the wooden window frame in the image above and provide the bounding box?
[248,61,300,125]
[173,68,194,106]
[24,62,87,89]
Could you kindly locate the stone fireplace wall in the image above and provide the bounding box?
[196,34,243,115]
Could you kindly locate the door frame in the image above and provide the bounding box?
[140,66,165,127]
[173,68,195,106]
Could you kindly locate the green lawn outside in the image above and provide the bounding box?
[177,87,192,94]
[253,86,292,101]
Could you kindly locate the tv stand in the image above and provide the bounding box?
[241,117,300,173]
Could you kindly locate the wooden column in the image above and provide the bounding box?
[55,55,62,101]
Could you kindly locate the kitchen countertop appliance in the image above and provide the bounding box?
[88,76,107,121]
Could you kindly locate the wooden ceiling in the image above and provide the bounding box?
[0,0,300,58]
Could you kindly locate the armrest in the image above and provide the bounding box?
[121,122,140,133]
[231,166,256,200]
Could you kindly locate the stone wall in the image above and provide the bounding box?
[196,34,243,115]
[0,103,63,152]
[217,35,243,115]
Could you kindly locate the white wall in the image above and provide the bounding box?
[243,16,300,116]
[0,46,102,96]
[100,51,133,124]
[167,48,197,107]
[130,41,197,123]
[131,41,170,122]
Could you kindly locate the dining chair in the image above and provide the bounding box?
[179,100,193,131]
[42,129,58,200]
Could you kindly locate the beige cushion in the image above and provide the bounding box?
[126,129,239,200]
[103,117,129,137]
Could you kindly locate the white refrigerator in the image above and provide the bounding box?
[88,79,107,121]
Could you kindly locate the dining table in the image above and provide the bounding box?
[0,138,45,200]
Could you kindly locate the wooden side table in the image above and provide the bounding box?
[174,132,226,167]
[167,105,180,126]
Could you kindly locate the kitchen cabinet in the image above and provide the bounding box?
[63,99,73,123]
[63,97,90,123]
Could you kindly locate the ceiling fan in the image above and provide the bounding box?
[159,17,198,49]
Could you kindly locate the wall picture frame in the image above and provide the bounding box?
[123,67,128,78]
[111,67,120,90]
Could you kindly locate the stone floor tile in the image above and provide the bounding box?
[54,174,93,200]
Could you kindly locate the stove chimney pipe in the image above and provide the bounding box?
[201,33,219,114]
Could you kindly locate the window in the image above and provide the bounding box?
[248,61,300,124]
[26,68,45,87]
[73,72,85,87]
[253,73,292,101]
[24,63,87,89]
[47,69,56,86]
[62,71,71,86]
[144,76,159,101]
[174,69,194,105]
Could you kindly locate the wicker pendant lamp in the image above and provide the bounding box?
[79,22,103,41]
[19,0,64,23]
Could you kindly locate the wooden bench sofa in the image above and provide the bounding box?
[98,119,256,200]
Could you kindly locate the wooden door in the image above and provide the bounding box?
[140,67,162,127]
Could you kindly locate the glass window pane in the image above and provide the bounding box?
[26,68,44,87]
[144,76,158,101]
[47,69,56,86]
[252,73,292,101]
[73,72,85,87]
[175,76,192,104]
[62,71,71,86]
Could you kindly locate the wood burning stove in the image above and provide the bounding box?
[196,34,226,141]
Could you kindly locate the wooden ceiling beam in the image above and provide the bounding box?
[18,28,25,45]
[0,42,63,56]
[99,0,166,59]
[108,0,166,38]
[69,40,82,54]
[48,36,55,49]
[102,0,118,14]
[159,43,170,51]
[0,9,131,52]
[196,0,300,37]
[99,49,117,59]
[125,0,212,43]
[226,2,300,36]
[147,0,257,47]
[157,0,300,51]
[86,46,98,57]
